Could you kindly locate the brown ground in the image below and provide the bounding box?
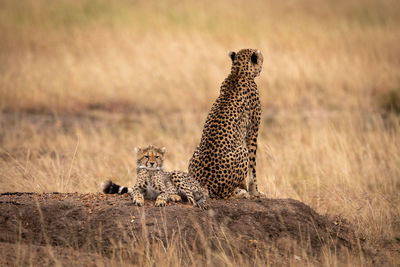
[0,192,369,266]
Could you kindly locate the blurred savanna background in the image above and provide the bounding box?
[0,0,400,265]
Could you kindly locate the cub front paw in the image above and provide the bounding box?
[169,194,182,202]
[155,199,167,207]
[132,195,144,206]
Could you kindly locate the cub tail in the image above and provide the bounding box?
[101,180,131,194]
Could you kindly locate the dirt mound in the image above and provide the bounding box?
[0,192,361,265]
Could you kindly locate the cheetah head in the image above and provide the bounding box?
[229,49,263,78]
[134,145,166,170]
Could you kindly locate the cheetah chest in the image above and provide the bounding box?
[144,183,161,200]
[140,171,165,200]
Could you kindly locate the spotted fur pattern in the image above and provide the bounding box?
[168,171,209,209]
[188,49,264,198]
[102,145,208,209]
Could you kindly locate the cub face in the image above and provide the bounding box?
[135,145,166,169]
[229,48,263,78]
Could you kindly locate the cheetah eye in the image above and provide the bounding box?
[155,156,159,159]
[144,155,149,159]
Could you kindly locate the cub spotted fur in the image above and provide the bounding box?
[101,145,208,209]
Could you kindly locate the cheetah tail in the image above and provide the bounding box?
[101,180,131,194]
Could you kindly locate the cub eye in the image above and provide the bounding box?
[144,155,149,159]
[155,156,159,159]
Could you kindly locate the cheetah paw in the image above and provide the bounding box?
[169,194,182,202]
[155,199,167,207]
[132,195,144,206]
[250,190,266,199]
[235,188,250,199]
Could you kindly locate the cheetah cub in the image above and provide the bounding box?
[102,145,208,209]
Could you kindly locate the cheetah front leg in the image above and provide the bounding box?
[165,179,182,203]
[233,146,251,199]
[131,187,145,206]
[153,178,170,207]
[246,110,265,198]
[247,147,265,198]
[129,175,147,206]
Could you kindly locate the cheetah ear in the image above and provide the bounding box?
[161,147,167,154]
[134,147,141,154]
[251,51,259,64]
[229,51,236,62]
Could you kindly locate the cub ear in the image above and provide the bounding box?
[161,147,167,154]
[229,51,236,62]
[251,51,259,64]
[134,147,141,154]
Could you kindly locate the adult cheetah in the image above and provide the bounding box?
[188,48,264,198]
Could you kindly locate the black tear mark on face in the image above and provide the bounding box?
[229,51,236,62]
[251,52,258,64]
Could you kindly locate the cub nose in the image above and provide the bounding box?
[150,162,154,167]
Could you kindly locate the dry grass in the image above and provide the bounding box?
[0,0,400,265]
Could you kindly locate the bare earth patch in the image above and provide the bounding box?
[0,192,368,265]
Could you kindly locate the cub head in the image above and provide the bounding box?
[134,145,166,170]
[229,49,263,78]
